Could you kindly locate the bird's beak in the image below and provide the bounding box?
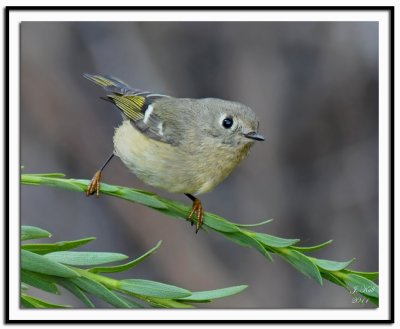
[244,131,265,141]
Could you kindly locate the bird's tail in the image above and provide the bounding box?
[83,73,141,95]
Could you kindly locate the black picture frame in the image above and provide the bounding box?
[5,5,394,324]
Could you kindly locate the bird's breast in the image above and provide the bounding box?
[113,121,252,195]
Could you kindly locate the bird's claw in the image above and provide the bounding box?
[188,198,204,233]
[86,170,102,197]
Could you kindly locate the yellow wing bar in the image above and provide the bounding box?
[109,94,147,122]
[84,73,149,123]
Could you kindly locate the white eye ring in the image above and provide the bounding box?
[219,114,237,130]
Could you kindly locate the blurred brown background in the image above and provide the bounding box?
[20,21,378,308]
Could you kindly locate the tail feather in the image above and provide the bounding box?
[83,73,140,95]
[84,73,174,145]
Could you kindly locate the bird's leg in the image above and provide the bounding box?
[86,153,115,197]
[185,193,204,233]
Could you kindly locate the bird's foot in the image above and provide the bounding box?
[188,198,204,233]
[86,170,102,197]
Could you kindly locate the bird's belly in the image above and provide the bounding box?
[113,121,250,195]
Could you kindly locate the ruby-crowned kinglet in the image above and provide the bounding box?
[84,73,264,233]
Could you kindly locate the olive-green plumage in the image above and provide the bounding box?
[84,73,264,196]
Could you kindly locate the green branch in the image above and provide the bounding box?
[21,173,379,306]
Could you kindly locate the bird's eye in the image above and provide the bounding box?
[222,117,234,129]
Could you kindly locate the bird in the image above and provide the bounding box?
[84,73,264,233]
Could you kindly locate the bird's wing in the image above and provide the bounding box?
[84,73,174,144]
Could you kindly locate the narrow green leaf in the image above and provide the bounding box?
[341,274,379,299]
[115,292,144,308]
[342,269,379,281]
[253,232,300,248]
[89,241,162,273]
[321,272,349,290]
[146,297,194,308]
[222,231,273,261]
[290,240,334,252]
[22,237,96,255]
[111,187,168,209]
[21,249,79,278]
[25,173,66,178]
[313,258,355,271]
[177,298,211,303]
[21,283,29,291]
[222,231,251,247]
[44,251,128,266]
[21,226,51,241]
[21,175,85,192]
[365,296,379,306]
[21,181,42,186]
[71,277,130,308]
[154,206,189,222]
[56,278,95,308]
[21,270,59,294]
[178,285,247,302]
[21,294,70,308]
[21,295,36,308]
[120,279,191,299]
[204,214,239,233]
[278,249,323,285]
[157,199,190,216]
[232,219,274,228]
